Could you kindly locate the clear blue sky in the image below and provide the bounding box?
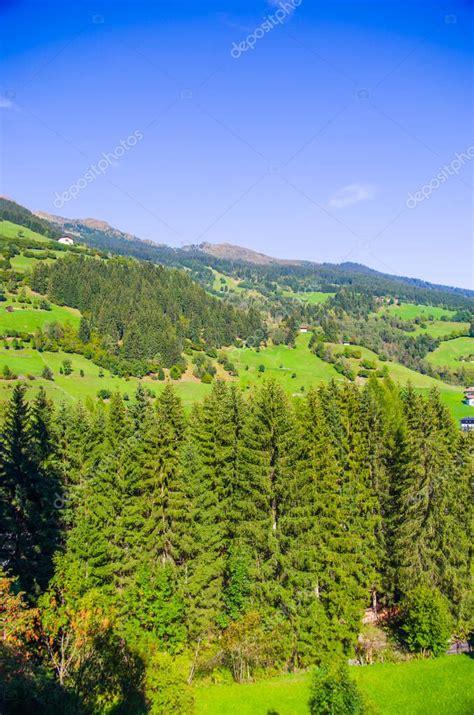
[0,0,472,287]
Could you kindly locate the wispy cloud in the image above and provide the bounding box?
[0,98,17,110]
[328,182,376,209]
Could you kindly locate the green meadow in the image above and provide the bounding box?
[195,656,474,715]
[410,321,469,339]
[231,333,342,395]
[282,290,335,304]
[325,342,470,420]
[10,250,63,273]
[427,337,474,369]
[0,219,51,243]
[383,302,457,321]
[0,346,212,408]
[0,295,81,333]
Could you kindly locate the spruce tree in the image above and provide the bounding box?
[0,385,60,596]
[235,379,297,617]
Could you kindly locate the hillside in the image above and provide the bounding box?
[0,196,472,424]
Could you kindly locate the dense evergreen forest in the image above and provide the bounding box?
[1,377,471,713]
[31,254,262,370]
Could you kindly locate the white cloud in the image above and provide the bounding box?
[328,183,376,209]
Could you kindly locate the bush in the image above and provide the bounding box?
[308,658,367,714]
[169,365,182,380]
[258,364,265,373]
[97,388,112,400]
[144,651,194,715]
[2,365,17,380]
[401,585,452,657]
[41,366,54,381]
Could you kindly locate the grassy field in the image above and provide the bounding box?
[0,219,52,243]
[325,343,471,420]
[282,290,335,304]
[427,337,474,369]
[410,321,469,339]
[211,269,245,293]
[231,334,343,396]
[0,294,81,333]
[195,656,474,715]
[0,346,212,408]
[383,302,457,321]
[10,250,63,273]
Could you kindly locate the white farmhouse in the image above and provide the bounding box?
[58,236,74,245]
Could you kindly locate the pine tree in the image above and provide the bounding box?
[391,387,472,612]
[0,385,60,596]
[235,379,297,617]
[185,381,245,636]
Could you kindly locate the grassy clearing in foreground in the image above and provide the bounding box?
[195,655,474,715]
[427,336,474,369]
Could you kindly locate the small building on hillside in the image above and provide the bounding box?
[58,236,74,245]
[460,417,474,432]
[299,324,310,333]
[464,387,474,406]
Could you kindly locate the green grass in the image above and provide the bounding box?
[410,321,469,339]
[211,270,245,294]
[383,302,456,321]
[0,294,81,333]
[427,337,474,369]
[326,343,471,420]
[282,290,335,304]
[0,346,212,408]
[10,250,63,273]
[230,334,343,396]
[0,219,51,243]
[195,656,474,715]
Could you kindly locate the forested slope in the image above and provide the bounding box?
[31,254,262,367]
[0,378,471,712]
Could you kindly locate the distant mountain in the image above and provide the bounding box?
[184,241,303,267]
[0,197,471,305]
[35,211,160,247]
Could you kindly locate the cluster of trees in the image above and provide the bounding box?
[31,255,262,371]
[1,377,471,712]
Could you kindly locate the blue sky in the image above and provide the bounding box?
[0,0,472,287]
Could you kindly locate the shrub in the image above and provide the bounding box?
[170,365,182,380]
[401,585,452,657]
[2,365,17,380]
[41,366,54,381]
[144,651,194,715]
[97,388,112,400]
[62,358,73,375]
[308,658,367,714]
[258,364,265,373]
